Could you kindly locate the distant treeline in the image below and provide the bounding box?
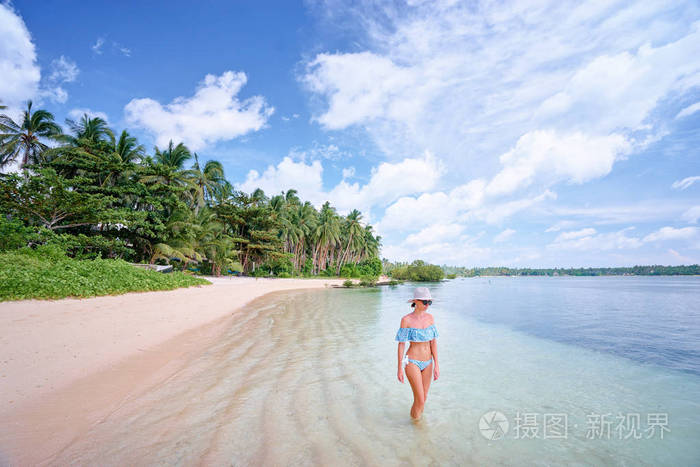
[382,259,444,281]
[439,265,700,276]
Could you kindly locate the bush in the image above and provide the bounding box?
[389,260,444,281]
[0,247,210,301]
[343,279,354,287]
[252,266,270,277]
[339,263,359,278]
[446,273,457,279]
[358,274,378,287]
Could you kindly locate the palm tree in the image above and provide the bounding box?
[312,201,341,274]
[0,100,63,170]
[64,114,113,145]
[110,130,144,164]
[185,153,227,214]
[140,140,193,192]
[154,140,192,168]
[336,209,364,274]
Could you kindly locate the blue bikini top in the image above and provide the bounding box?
[395,324,439,342]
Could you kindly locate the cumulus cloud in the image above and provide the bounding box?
[124,71,274,150]
[302,0,700,184]
[0,3,40,107]
[486,130,631,196]
[236,150,444,222]
[671,176,700,190]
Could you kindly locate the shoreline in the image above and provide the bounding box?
[0,277,346,464]
[0,276,345,408]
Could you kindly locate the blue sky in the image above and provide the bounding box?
[1,0,699,268]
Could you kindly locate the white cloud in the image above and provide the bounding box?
[493,228,516,243]
[681,206,700,224]
[0,3,40,107]
[48,55,78,83]
[404,223,464,246]
[302,0,700,186]
[124,71,274,150]
[113,42,131,57]
[554,228,597,242]
[671,176,700,190]
[237,156,324,201]
[675,102,700,119]
[92,37,104,54]
[547,201,686,225]
[548,227,643,251]
[485,130,631,196]
[545,220,577,232]
[67,108,109,123]
[236,150,444,222]
[341,166,355,179]
[642,226,699,242]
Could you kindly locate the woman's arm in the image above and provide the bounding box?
[397,342,405,383]
[430,338,439,381]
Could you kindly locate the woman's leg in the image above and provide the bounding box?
[421,361,434,402]
[404,362,425,419]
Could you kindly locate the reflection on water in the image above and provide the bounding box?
[50,279,700,465]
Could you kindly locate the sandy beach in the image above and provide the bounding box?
[0,276,345,465]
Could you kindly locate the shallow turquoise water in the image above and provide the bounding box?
[51,277,700,466]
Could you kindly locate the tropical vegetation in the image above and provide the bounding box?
[0,100,383,280]
[384,259,445,282]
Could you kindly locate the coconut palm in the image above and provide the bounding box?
[0,100,63,170]
[336,209,364,274]
[140,141,194,196]
[312,201,341,274]
[63,114,113,145]
[110,130,145,164]
[185,153,227,214]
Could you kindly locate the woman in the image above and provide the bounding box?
[396,286,440,420]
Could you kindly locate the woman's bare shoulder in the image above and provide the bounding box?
[400,314,412,327]
[427,313,436,325]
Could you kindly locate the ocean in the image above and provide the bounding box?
[50,276,700,466]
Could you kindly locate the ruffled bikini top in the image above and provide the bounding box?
[395,324,439,342]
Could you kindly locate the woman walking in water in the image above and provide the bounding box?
[396,287,439,420]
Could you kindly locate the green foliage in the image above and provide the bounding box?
[343,279,354,287]
[0,246,210,301]
[358,274,379,286]
[0,216,36,251]
[252,266,270,277]
[389,259,444,281]
[0,100,385,295]
[446,273,457,279]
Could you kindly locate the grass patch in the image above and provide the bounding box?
[0,245,211,302]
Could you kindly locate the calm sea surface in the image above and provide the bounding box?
[52,276,700,466]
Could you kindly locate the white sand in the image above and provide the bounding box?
[0,276,344,409]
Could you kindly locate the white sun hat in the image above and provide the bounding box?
[407,286,432,302]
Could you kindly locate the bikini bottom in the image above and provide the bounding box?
[404,356,433,371]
